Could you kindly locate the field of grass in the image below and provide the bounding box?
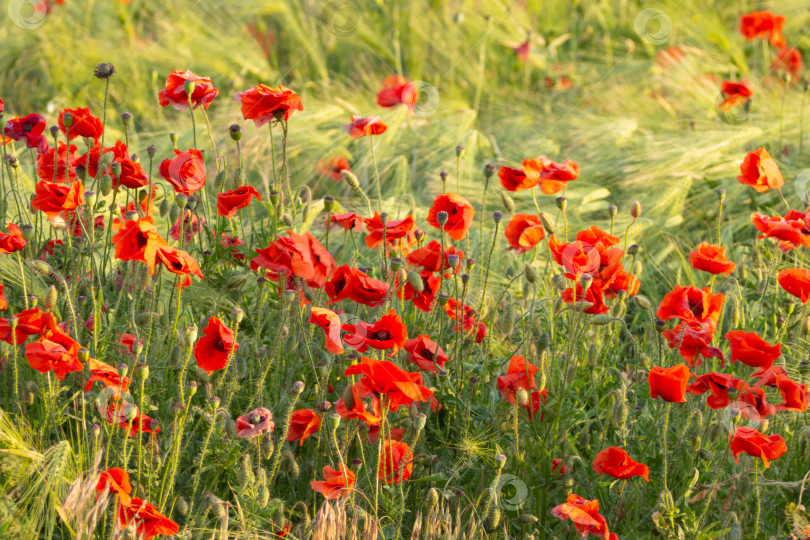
[0,0,809,538]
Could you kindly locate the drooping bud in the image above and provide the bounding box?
[524,263,538,284]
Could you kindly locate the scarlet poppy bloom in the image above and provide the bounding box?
[112,216,165,274]
[498,165,540,192]
[194,317,239,374]
[718,80,753,112]
[96,467,132,506]
[376,75,418,112]
[505,214,545,253]
[317,155,351,182]
[344,356,433,411]
[309,307,344,354]
[160,148,206,195]
[36,142,78,181]
[156,245,204,289]
[342,115,387,138]
[310,465,355,499]
[235,407,274,439]
[75,141,130,181]
[333,382,381,425]
[85,358,131,392]
[551,494,618,540]
[775,377,808,412]
[343,310,408,355]
[66,208,104,238]
[772,47,802,77]
[0,308,56,344]
[327,212,365,232]
[560,282,608,315]
[426,193,475,241]
[687,372,746,409]
[286,408,321,446]
[0,223,27,254]
[739,11,786,48]
[648,364,691,403]
[523,156,581,194]
[750,211,810,251]
[58,107,103,142]
[734,387,777,420]
[656,285,724,330]
[689,242,735,275]
[111,155,149,190]
[251,231,336,289]
[513,37,531,62]
[364,212,417,250]
[729,426,787,468]
[31,180,86,219]
[405,240,464,272]
[169,211,206,245]
[779,268,810,303]
[378,440,413,484]
[444,298,478,333]
[752,365,789,387]
[404,334,448,373]
[725,330,781,369]
[0,283,6,312]
[662,323,723,368]
[25,327,84,380]
[116,497,179,540]
[397,269,440,312]
[326,265,389,307]
[4,114,48,153]
[548,227,621,279]
[236,84,303,125]
[497,355,538,405]
[737,148,784,193]
[158,69,219,111]
[217,185,261,218]
[592,447,649,482]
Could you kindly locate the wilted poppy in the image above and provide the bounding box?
[217,185,261,218]
[160,149,206,195]
[344,356,433,411]
[648,364,691,402]
[505,214,545,253]
[404,334,448,373]
[737,148,784,193]
[592,447,649,482]
[725,330,781,369]
[317,155,351,181]
[236,84,303,125]
[342,115,387,138]
[378,440,413,484]
[235,407,274,439]
[551,494,617,540]
[58,107,104,142]
[4,114,48,153]
[729,426,787,468]
[343,310,407,355]
[376,75,417,112]
[286,408,321,446]
[325,265,389,307]
[426,193,475,241]
[158,69,219,110]
[739,11,786,48]
[0,223,27,254]
[111,216,165,274]
[116,497,179,540]
[687,372,746,409]
[31,180,86,219]
[689,242,735,275]
[310,465,355,499]
[194,316,239,374]
[251,231,336,289]
[778,268,810,303]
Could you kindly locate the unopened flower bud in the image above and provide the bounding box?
[492,210,503,224]
[292,381,305,394]
[556,196,567,210]
[630,201,642,218]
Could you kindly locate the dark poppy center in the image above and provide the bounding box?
[370,330,391,341]
[213,336,228,353]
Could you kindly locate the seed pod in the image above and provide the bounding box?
[589,314,612,326]
[169,204,180,224]
[45,285,58,311]
[283,449,300,479]
[536,332,550,352]
[524,263,538,284]
[517,513,538,525]
[175,497,189,517]
[483,506,501,531]
[691,435,702,452]
[426,487,439,509]
[697,448,712,462]
[261,436,275,460]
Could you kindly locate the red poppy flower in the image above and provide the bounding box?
[426,193,475,241]
[325,212,362,232]
[739,11,786,48]
[376,75,418,112]
[85,358,131,392]
[648,364,691,403]
[725,330,781,369]
[310,465,355,499]
[775,377,808,412]
[397,270,440,312]
[364,212,417,250]
[156,245,204,289]
[235,407,274,439]
[737,148,784,193]
[548,227,621,279]
[344,356,433,411]
[4,114,48,153]
[236,84,303,125]
[551,494,618,540]
[169,211,206,245]
[112,216,166,274]
[343,310,407,355]
[112,157,149,191]
[36,142,78,181]
[729,426,787,468]
[160,148,206,195]
[497,355,538,405]
[0,283,6,312]
[689,242,735,275]
[752,365,789,387]
[66,208,104,238]
[687,372,746,409]
[286,408,321,446]
[309,307,344,354]
[560,282,608,315]
[116,497,179,540]
[656,285,724,330]
[779,268,810,303]
[220,233,245,260]
[718,80,753,112]
[498,164,540,192]
[592,446,649,482]
[58,107,103,142]
[551,458,568,478]
[32,180,86,219]
[0,308,56,344]
[342,115,387,138]
[333,382,381,425]
[25,327,84,380]
[750,211,810,251]
[96,467,132,506]
[405,240,463,272]
[325,265,389,307]
[217,185,261,218]
[251,231,336,289]
[444,298,478,333]
[317,155,351,182]
[0,223,27,254]
[523,156,580,194]
[378,440,413,484]
[404,334,448,373]
[505,214,545,253]
[158,69,219,111]
[734,387,777,420]
[194,316,239,374]
[661,323,723,368]
[772,47,802,77]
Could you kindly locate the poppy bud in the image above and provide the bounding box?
[282,213,294,227]
[231,307,245,324]
[524,263,538,284]
[555,196,567,210]
[44,285,58,311]
[436,211,449,225]
[500,191,515,212]
[515,388,529,407]
[483,506,501,531]
[589,314,612,326]
[437,293,450,306]
[414,413,427,431]
[283,449,300,479]
[186,195,198,210]
[579,273,593,290]
[406,270,424,293]
[496,454,507,468]
[110,161,122,178]
[455,145,464,156]
[537,211,555,235]
[633,295,652,311]
[50,216,67,231]
[717,189,726,203]
[517,514,538,525]
[341,169,361,188]
[426,487,440,509]
[630,201,642,218]
[19,224,34,242]
[608,204,618,217]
